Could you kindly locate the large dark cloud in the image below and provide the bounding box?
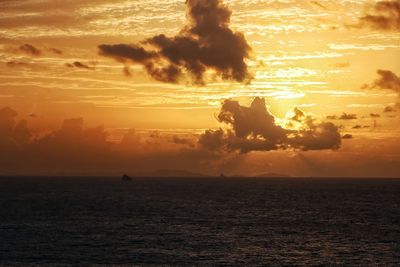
[358,0,400,31]
[199,98,342,153]
[98,0,252,84]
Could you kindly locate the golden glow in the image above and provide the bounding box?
[0,0,399,176]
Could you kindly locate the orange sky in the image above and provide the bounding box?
[0,0,399,177]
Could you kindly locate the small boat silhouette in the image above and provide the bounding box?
[121,174,132,181]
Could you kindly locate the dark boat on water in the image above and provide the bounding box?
[121,174,132,181]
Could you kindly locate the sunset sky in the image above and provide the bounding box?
[0,0,399,177]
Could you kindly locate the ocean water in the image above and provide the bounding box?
[0,177,399,266]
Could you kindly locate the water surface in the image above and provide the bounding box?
[0,177,399,266]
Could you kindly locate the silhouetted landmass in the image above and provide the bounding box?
[255,173,291,178]
[146,169,209,178]
[121,174,132,181]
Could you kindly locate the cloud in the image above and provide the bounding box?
[371,69,400,92]
[370,113,381,118]
[331,62,350,68]
[170,135,195,147]
[366,69,400,112]
[352,125,370,129]
[310,1,327,10]
[384,105,397,112]
[342,134,353,139]
[8,44,63,57]
[199,98,342,153]
[6,61,33,68]
[65,61,95,70]
[339,113,358,120]
[98,0,252,84]
[327,113,358,120]
[123,66,132,76]
[198,129,226,151]
[217,97,287,141]
[1,106,399,177]
[384,103,400,112]
[0,113,218,175]
[326,115,337,120]
[358,0,400,31]
[19,44,42,56]
[49,48,63,55]
[0,107,32,150]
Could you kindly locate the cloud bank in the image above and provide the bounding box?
[1,105,399,177]
[98,0,252,84]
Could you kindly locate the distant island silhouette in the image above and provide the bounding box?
[254,173,291,178]
[121,174,132,181]
[124,169,290,178]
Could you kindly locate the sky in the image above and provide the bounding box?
[0,0,399,177]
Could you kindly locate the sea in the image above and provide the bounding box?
[0,176,399,266]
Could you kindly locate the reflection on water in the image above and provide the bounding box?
[0,177,399,265]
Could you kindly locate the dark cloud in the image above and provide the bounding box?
[371,69,400,92]
[6,61,32,68]
[65,61,95,70]
[328,113,358,120]
[9,44,63,57]
[310,1,327,10]
[366,70,400,112]
[199,98,342,153]
[217,97,287,141]
[326,115,337,120]
[99,44,157,63]
[49,48,63,55]
[384,105,397,112]
[339,113,358,120]
[98,0,252,84]
[370,113,381,118]
[123,66,132,76]
[198,129,226,151]
[342,134,353,139]
[0,107,32,150]
[358,0,400,31]
[352,125,370,129]
[170,135,195,147]
[384,103,400,112]
[19,44,42,56]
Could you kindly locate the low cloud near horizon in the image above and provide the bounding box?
[1,104,399,177]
